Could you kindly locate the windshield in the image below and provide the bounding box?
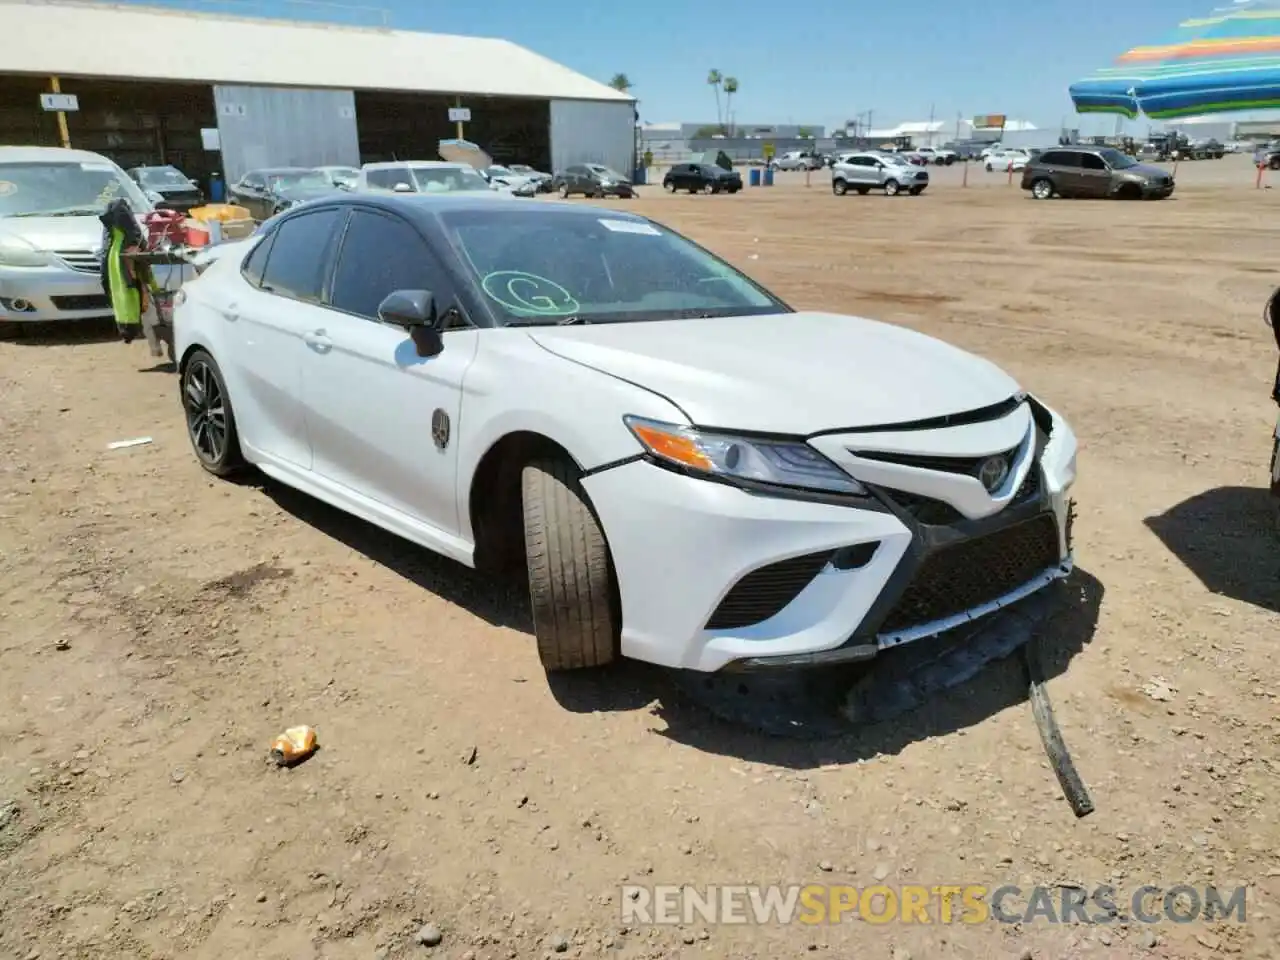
[412,166,491,192]
[488,166,513,177]
[509,164,534,174]
[137,167,190,187]
[587,165,626,180]
[268,171,332,192]
[443,210,788,326]
[327,167,359,182]
[1098,149,1137,169]
[0,160,151,218]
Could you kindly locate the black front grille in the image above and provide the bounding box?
[51,294,110,312]
[878,513,1061,635]
[706,550,832,630]
[915,172,929,181]
[855,447,1017,477]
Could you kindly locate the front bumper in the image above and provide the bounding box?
[0,260,111,323]
[584,402,1079,673]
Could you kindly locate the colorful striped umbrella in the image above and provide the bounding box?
[1069,1,1280,119]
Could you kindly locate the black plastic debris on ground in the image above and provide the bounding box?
[669,589,1058,739]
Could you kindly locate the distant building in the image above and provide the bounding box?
[639,121,826,146]
[850,119,1039,146]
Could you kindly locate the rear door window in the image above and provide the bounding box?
[258,207,343,302]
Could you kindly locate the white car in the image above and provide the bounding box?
[355,161,512,197]
[0,146,155,329]
[173,194,1079,675]
[985,149,1030,172]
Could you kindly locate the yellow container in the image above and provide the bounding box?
[188,203,251,223]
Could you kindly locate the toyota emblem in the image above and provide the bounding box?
[977,456,1009,493]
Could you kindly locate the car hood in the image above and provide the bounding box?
[0,214,107,251]
[527,311,1020,434]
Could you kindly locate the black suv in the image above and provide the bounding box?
[662,163,743,194]
[1020,147,1174,201]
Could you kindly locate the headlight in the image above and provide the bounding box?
[624,416,867,496]
[0,235,50,267]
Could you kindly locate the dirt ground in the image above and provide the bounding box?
[2,162,1279,960]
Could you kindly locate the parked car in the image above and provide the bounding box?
[172,193,1079,674]
[774,151,823,171]
[831,152,929,196]
[0,146,155,331]
[356,161,511,198]
[1266,286,1280,514]
[1190,138,1225,159]
[128,164,204,212]
[1020,147,1175,200]
[1254,141,1280,170]
[480,166,538,197]
[316,165,360,190]
[662,162,742,194]
[553,164,635,198]
[926,146,958,165]
[985,148,1031,172]
[228,167,344,221]
[506,163,554,193]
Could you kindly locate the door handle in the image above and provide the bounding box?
[304,329,333,352]
[222,302,239,322]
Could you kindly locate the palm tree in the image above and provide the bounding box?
[722,77,739,136]
[707,69,723,131]
[608,73,632,93]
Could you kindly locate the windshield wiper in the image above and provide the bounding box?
[506,315,594,327]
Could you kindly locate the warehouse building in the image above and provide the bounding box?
[0,0,636,186]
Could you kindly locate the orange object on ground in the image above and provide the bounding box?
[270,725,318,767]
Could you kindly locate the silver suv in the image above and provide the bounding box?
[831,152,929,197]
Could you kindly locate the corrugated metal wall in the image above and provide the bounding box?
[213,84,360,182]
[549,100,635,175]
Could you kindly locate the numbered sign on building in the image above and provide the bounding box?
[40,93,79,112]
[448,107,471,123]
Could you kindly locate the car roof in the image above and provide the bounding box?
[0,145,118,164]
[286,192,655,224]
[255,167,317,176]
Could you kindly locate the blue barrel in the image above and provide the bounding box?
[632,165,647,185]
[209,173,225,203]
[748,168,761,187]
[763,167,775,187]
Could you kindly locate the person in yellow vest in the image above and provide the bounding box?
[99,198,164,357]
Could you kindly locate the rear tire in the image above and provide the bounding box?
[664,180,676,192]
[909,186,924,196]
[521,458,619,672]
[884,179,900,196]
[558,183,570,199]
[1031,178,1054,200]
[702,182,716,194]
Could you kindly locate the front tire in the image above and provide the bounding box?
[884,179,900,196]
[558,183,570,199]
[702,182,716,194]
[832,178,849,195]
[181,349,244,477]
[664,180,676,192]
[521,458,619,672]
[1031,178,1054,200]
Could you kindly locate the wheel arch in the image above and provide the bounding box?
[467,430,587,575]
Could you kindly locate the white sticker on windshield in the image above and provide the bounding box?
[80,162,115,172]
[599,218,660,236]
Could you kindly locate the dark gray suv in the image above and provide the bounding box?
[1020,147,1174,201]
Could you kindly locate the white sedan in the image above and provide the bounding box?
[173,194,1079,674]
[985,149,1031,172]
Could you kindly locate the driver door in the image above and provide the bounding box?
[299,206,479,543]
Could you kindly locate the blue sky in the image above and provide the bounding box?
[119,0,1229,134]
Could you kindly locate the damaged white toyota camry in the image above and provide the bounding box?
[173,194,1077,674]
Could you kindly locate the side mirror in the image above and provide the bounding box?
[379,289,443,358]
[392,182,414,193]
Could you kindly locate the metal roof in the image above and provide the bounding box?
[0,0,634,103]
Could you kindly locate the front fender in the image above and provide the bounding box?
[454,330,685,540]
